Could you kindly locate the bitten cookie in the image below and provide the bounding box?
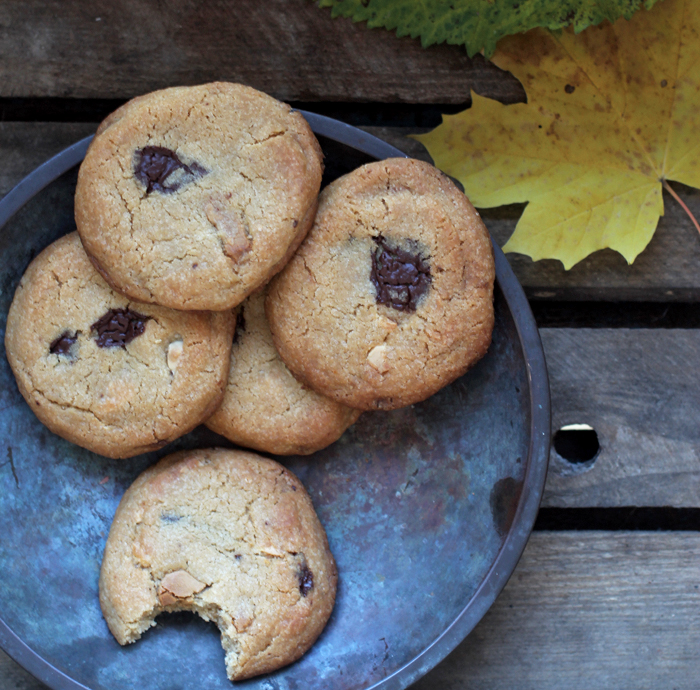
[75,82,323,311]
[5,233,234,458]
[206,289,361,455]
[266,158,495,411]
[99,448,337,681]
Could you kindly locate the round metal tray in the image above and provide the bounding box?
[0,112,550,690]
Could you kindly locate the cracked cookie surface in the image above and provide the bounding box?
[4,233,234,458]
[99,448,337,681]
[266,158,495,411]
[75,82,323,311]
[206,289,361,455]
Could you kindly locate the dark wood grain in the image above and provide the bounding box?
[0,123,95,198]
[3,532,699,690]
[0,0,523,104]
[413,532,700,690]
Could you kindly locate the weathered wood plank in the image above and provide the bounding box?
[2,122,700,301]
[414,532,700,690]
[2,532,699,689]
[0,0,523,104]
[0,123,95,199]
[0,652,43,690]
[542,329,700,508]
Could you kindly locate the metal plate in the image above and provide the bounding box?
[0,113,550,690]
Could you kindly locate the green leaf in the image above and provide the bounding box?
[316,0,661,57]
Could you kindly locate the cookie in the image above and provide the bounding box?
[266,158,495,411]
[5,233,235,458]
[75,82,323,311]
[99,448,337,681]
[206,289,361,455]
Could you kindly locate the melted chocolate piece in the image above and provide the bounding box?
[370,236,431,312]
[134,146,206,194]
[49,331,78,356]
[91,308,149,348]
[298,563,314,597]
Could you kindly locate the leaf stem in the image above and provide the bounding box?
[662,178,700,236]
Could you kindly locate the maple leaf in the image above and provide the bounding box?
[316,0,659,58]
[415,0,700,269]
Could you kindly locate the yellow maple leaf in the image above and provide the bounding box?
[415,0,700,269]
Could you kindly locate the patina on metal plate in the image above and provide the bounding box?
[0,114,550,690]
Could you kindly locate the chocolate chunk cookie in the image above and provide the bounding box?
[75,82,323,311]
[266,158,495,410]
[99,448,337,681]
[206,289,361,455]
[5,233,234,458]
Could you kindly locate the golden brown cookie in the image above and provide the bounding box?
[206,289,361,455]
[75,82,323,311]
[99,448,337,681]
[266,158,495,411]
[4,233,234,458]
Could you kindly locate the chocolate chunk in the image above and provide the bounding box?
[370,236,431,312]
[298,563,314,597]
[49,331,78,356]
[91,308,149,348]
[134,146,206,194]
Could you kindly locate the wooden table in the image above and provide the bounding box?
[1,2,699,688]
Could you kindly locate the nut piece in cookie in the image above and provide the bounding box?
[99,448,338,681]
[4,233,234,458]
[75,82,323,311]
[266,158,495,411]
[206,289,361,455]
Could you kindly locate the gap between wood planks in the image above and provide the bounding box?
[0,98,465,127]
[532,301,700,328]
[535,507,700,531]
